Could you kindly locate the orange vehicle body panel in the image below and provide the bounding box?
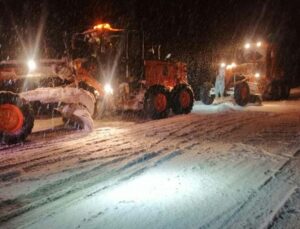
[144,60,188,89]
[75,67,104,96]
[222,42,283,85]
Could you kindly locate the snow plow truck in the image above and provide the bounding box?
[0,23,194,144]
[0,58,103,144]
[201,39,290,106]
[71,23,194,118]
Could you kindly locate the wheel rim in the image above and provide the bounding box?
[154,93,167,112]
[179,90,191,108]
[0,104,24,133]
[240,86,248,100]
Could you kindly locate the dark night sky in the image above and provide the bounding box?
[0,0,299,82]
[0,0,299,51]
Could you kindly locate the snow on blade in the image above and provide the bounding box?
[20,87,95,115]
[20,87,95,130]
[60,104,94,131]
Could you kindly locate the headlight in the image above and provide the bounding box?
[256,41,262,47]
[244,43,251,49]
[104,83,113,95]
[226,65,232,70]
[255,73,260,78]
[27,59,37,72]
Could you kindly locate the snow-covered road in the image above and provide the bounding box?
[1,90,300,229]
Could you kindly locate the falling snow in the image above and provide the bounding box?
[0,1,300,228]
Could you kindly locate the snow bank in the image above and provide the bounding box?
[193,101,243,113]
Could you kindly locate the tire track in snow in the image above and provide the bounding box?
[1,113,221,224]
[0,109,295,226]
[1,116,204,222]
[0,116,197,167]
[269,152,300,229]
[0,147,183,223]
[0,115,204,184]
[206,156,298,229]
[198,123,300,229]
[0,112,260,192]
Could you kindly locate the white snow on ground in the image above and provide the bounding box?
[0,88,300,229]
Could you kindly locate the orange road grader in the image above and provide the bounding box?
[0,23,194,144]
[201,39,290,106]
[71,23,194,118]
[0,58,103,144]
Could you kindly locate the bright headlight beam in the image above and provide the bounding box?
[256,41,262,47]
[244,43,251,49]
[27,59,37,72]
[104,83,113,95]
[226,65,232,70]
[255,73,260,78]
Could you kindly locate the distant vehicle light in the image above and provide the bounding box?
[104,83,113,95]
[93,23,112,30]
[256,41,262,47]
[27,59,37,72]
[226,65,232,70]
[231,62,236,68]
[92,23,123,32]
[220,63,226,68]
[244,43,251,49]
[255,73,260,78]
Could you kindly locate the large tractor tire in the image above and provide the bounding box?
[234,82,250,106]
[200,82,215,105]
[144,85,170,119]
[171,84,194,114]
[0,92,34,144]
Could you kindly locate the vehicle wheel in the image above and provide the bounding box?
[171,84,194,114]
[200,82,215,105]
[144,85,170,119]
[0,92,34,144]
[234,82,250,106]
[280,82,290,100]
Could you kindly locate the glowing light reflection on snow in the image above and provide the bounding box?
[107,170,214,202]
